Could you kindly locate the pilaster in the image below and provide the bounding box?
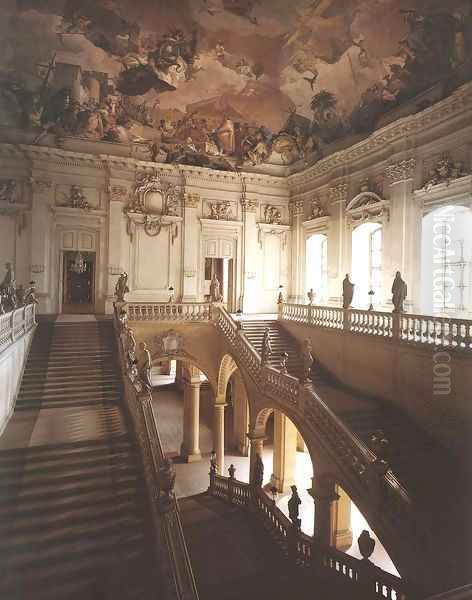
[289,199,305,303]
[182,192,201,302]
[30,178,53,312]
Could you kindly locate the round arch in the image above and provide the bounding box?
[150,351,216,396]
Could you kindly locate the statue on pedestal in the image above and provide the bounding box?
[0,262,18,310]
[210,274,223,302]
[342,274,354,309]
[24,281,38,305]
[115,272,129,302]
[260,328,272,366]
[157,458,176,511]
[253,454,264,487]
[288,485,301,528]
[301,338,314,382]
[307,288,315,305]
[392,271,407,313]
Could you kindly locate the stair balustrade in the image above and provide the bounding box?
[113,305,199,600]
[126,302,211,322]
[213,306,433,576]
[0,303,36,353]
[208,473,412,600]
[280,303,472,350]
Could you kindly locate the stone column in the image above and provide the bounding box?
[289,199,305,304]
[213,401,226,475]
[181,368,202,463]
[309,476,339,546]
[327,182,348,306]
[273,410,298,493]
[232,374,249,456]
[248,432,266,484]
[385,158,419,312]
[29,178,53,313]
[106,184,128,313]
[241,197,259,313]
[333,485,353,551]
[182,192,200,302]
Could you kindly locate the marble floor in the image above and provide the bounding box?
[151,385,399,577]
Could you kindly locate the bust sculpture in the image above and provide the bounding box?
[342,274,354,309]
[392,271,407,313]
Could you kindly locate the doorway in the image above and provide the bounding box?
[62,251,96,314]
[204,257,234,311]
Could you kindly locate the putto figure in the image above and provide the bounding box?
[342,274,354,309]
[392,271,407,313]
[115,272,129,302]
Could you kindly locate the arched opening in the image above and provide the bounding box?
[352,222,383,308]
[252,408,315,536]
[150,357,214,497]
[421,204,472,316]
[306,233,328,303]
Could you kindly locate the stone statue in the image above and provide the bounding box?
[0,262,18,310]
[260,328,272,366]
[115,272,129,302]
[0,179,17,203]
[140,341,153,389]
[392,271,407,313]
[157,458,176,509]
[24,281,39,305]
[210,274,222,302]
[253,454,264,487]
[210,450,217,474]
[280,351,289,373]
[288,485,301,528]
[342,274,354,309]
[301,339,314,382]
[228,464,236,479]
[307,288,315,305]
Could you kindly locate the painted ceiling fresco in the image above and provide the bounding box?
[1,0,472,170]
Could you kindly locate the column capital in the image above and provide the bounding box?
[246,432,267,443]
[241,198,258,213]
[385,157,416,184]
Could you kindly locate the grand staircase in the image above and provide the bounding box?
[239,318,472,589]
[0,319,158,600]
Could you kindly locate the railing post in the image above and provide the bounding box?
[228,464,236,504]
[343,308,349,332]
[392,312,401,340]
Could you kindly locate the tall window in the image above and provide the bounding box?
[421,205,472,316]
[352,223,383,308]
[306,234,328,302]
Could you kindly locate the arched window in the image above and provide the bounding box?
[306,233,328,303]
[352,223,383,308]
[421,205,472,315]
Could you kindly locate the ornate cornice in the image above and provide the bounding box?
[385,158,417,184]
[328,182,348,204]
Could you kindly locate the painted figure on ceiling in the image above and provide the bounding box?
[215,116,235,155]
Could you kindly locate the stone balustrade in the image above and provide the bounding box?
[281,303,472,350]
[112,305,199,600]
[208,472,411,600]
[0,303,36,354]
[126,302,212,322]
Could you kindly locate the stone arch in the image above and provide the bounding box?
[216,353,238,401]
[150,351,215,396]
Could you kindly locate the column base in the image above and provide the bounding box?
[182,452,202,463]
[335,528,353,552]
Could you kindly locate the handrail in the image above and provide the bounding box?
[280,303,472,351]
[0,303,36,355]
[208,473,412,600]
[112,304,199,600]
[126,302,212,322]
[213,306,427,569]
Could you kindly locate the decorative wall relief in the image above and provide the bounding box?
[345,187,390,226]
[310,197,329,219]
[125,171,182,242]
[0,180,17,204]
[422,153,470,191]
[155,330,184,356]
[264,205,282,225]
[208,200,232,220]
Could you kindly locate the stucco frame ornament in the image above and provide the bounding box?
[125,171,182,242]
[346,191,390,227]
[258,223,290,249]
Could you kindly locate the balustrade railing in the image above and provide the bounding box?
[281,303,472,350]
[208,473,411,600]
[113,305,199,600]
[0,303,36,354]
[126,302,211,322]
